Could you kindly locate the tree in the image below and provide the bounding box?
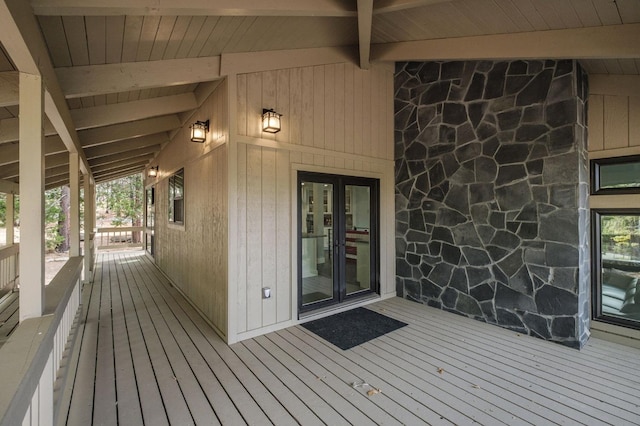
[95,174,144,242]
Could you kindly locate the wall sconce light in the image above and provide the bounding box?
[148,166,158,178]
[190,119,209,143]
[262,109,282,133]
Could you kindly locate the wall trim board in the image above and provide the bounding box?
[589,146,640,159]
[233,293,397,343]
[236,135,394,167]
[589,194,640,209]
[590,74,640,97]
[227,73,239,344]
[154,257,227,341]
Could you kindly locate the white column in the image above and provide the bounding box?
[83,175,92,281]
[19,73,45,320]
[6,193,14,245]
[69,153,80,257]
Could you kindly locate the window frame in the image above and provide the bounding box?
[590,155,640,195]
[168,168,185,226]
[591,208,640,330]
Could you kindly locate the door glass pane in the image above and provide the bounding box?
[599,214,640,325]
[345,185,370,295]
[301,181,333,305]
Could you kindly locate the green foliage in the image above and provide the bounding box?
[96,174,144,226]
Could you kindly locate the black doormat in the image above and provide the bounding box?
[301,307,408,350]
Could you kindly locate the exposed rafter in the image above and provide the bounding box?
[71,93,197,130]
[0,0,91,176]
[0,71,18,107]
[0,135,67,166]
[84,134,167,160]
[56,57,222,98]
[0,178,18,194]
[89,149,156,168]
[0,117,57,144]
[78,115,181,148]
[357,0,373,70]
[91,153,154,173]
[371,23,640,62]
[373,0,454,14]
[30,0,357,17]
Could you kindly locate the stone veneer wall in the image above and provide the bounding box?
[394,60,590,348]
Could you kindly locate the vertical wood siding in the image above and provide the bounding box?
[236,63,393,160]
[589,94,640,152]
[152,80,229,336]
[233,63,395,338]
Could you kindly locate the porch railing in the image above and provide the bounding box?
[0,244,19,296]
[95,226,144,250]
[0,257,83,426]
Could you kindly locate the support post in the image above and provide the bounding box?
[83,175,93,282]
[18,72,45,320]
[6,193,14,245]
[69,152,80,257]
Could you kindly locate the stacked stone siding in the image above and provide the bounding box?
[394,60,590,348]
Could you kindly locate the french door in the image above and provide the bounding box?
[298,172,379,313]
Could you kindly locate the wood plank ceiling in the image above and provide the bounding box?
[0,0,638,188]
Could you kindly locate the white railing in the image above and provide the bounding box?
[0,244,19,295]
[95,226,144,250]
[0,257,82,426]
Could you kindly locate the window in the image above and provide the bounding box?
[591,155,640,194]
[591,155,640,330]
[592,211,640,328]
[168,169,184,225]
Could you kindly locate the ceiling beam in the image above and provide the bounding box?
[372,23,640,62]
[357,0,373,70]
[0,0,91,177]
[0,71,18,107]
[84,133,168,160]
[0,135,67,166]
[78,114,181,148]
[56,57,222,99]
[71,93,197,130]
[31,0,357,17]
[373,0,453,14]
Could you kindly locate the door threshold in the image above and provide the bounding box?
[299,293,380,321]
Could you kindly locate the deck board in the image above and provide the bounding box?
[62,251,640,425]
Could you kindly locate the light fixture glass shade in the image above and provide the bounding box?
[148,166,158,178]
[190,120,209,142]
[262,109,282,133]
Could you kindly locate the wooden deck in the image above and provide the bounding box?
[61,251,640,425]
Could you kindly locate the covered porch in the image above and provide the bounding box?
[55,251,640,425]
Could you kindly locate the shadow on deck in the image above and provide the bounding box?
[61,251,640,425]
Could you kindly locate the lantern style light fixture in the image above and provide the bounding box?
[190,119,209,143]
[262,109,282,133]
[148,166,159,178]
